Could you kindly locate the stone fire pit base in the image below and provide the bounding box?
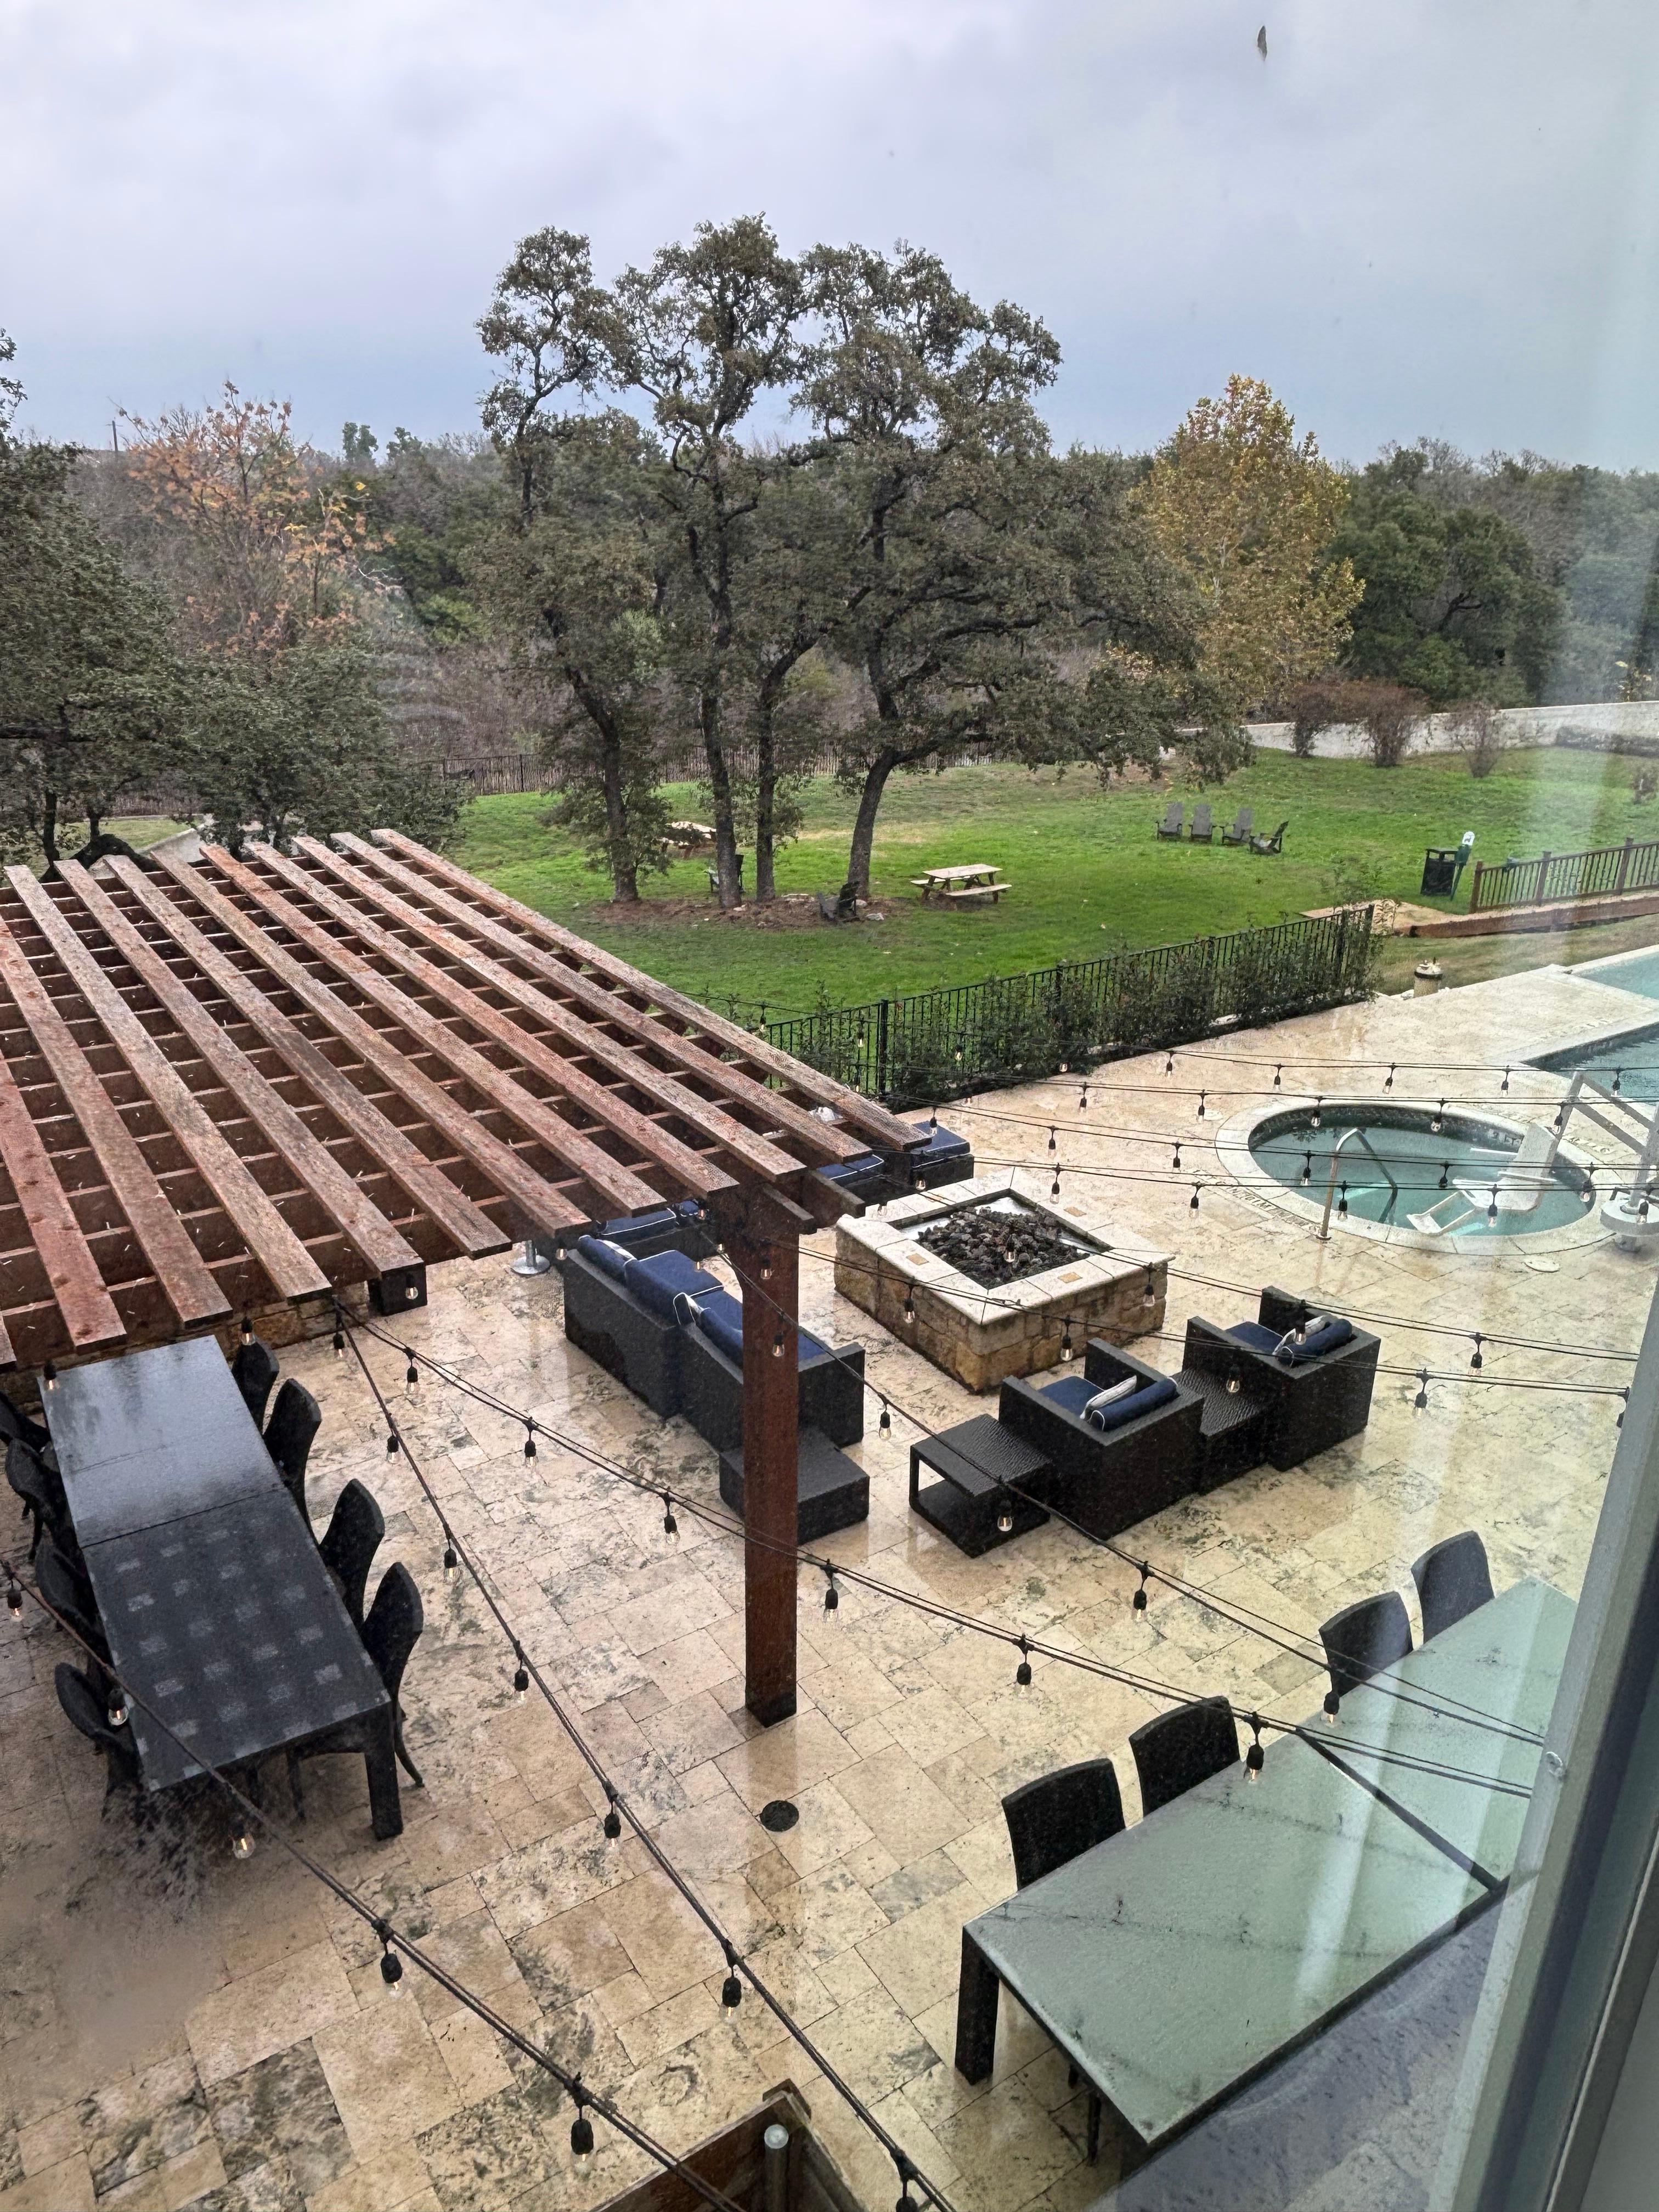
[834,1171,1169,1393]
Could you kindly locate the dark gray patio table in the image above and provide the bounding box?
[45,1339,284,1542]
[81,1490,400,1837]
[955,1577,1571,2154]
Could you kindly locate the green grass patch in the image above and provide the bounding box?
[452,748,1659,1015]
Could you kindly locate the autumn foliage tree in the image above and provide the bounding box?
[1138,375,1362,718]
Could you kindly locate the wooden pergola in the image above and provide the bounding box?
[0,831,922,1722]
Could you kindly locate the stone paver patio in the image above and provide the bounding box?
[2,961,1654,2212]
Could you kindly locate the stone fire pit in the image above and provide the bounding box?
[834,1171,1169,1393]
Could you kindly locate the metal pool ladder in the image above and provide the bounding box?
[1318,1125,1401,1238]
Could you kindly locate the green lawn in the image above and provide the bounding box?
[452,748,1659,1017]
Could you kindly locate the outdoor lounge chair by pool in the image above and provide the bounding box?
[1178,1287,1380,1474]
[997,1341,1203,1539]
[1155,800,1184,840]
[1408,1121,1559,1234]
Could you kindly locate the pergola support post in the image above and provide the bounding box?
[731,1222,800,1726]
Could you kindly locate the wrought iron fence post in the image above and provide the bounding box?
[876,997,889,1099]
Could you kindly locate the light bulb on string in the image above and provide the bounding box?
[996,1491,1015,1537]
[1438,1163,1450,1190]
[1337,1184,1348,1219]
[1487,1188,1499,1226]
[1469,1335,1483,1373]
[1300,1152,1312,1186]
[759,1259,773,1283]
[1245,1713,1265,1781]
[240,1312,253,1341]
[1430,1098,1446,1135]
[1172,1143,1182,1172]
[570,2089,596,2176]
[1078,1083,1089,1111]
[404,1351,419,1393]
[1225,1369,1242,1396]
[1060,1319,1074,1362]
[1142,1265,1156,1308]
[1613,1069,1624,1097]
[1323,1688,1341,1725]
[5,1577,21,1620]
[1164,1054,1174,1076]
[928,1106,938,1131]
[1014,1635,1032,1689]
[902,1288,916,1324]
[1501,1066,1510,1093]
[332,1327,345,1359]
[1384,1064,1396,1092]
[107,1691,128,1728]
[1132,1562,1150,1616]
[1050,1173,1060,1200]
[877,1400,891,1436]
[1189,1183,1200,1212]
[1414,1369,1430,1412]
[601,1787,623,1842]
[512,1649,530,1702]
[231,1818,255,1861]
[822,1566,839,1618]
[1618,1389,1629,1429]
[662,1494,678,1544]
[720,1943,743,2012]
[1273,1065,1282,1090]
[523,1423,537,1461]
[1196,1090,1206,1120]
[771,1327,785,1360]
[386,1430,399,1458]
[378,1926,403,1995]
[1310,1098,1322,1130]
[1047,1127,1057,1154]
[442,1542,458,1584]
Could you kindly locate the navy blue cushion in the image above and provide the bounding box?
[695,1290,746,1361]
[574,1235,634,1282]
[822,1155,882,1184]
[1088,1376,1178,1432]
[1284,1318,1353,1362]
[625,1249,719,1320]
[910,1123,971,1164]
[1040,1373,1102,1417]
[600,1207,676,1242]
[1227,1321,1282,1355]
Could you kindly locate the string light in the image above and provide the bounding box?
[1337,1184,1349,1220]
[602,1786,623,1842]
[386,1429,399,1457]
[771,1326,786,1359]
[1385,1064,1395,1091]
[1323,1687,1341,1725]
[1310,1098,1322,1130]
[569,2085,595,2176]
[996,1491,1016,1536]
[877,1400,891,1436]
[1470,1335,1484,1373]
[822,1566,839,1617]
[512,1649,530,1702]
[240,1312,253,1341]
[1197,1090,1207,1120]
[1132,1562,1150,1615]
[1414,1369,1430,1412]
[1300,1152,1312,1186]
[1142,1265,1157,1307]
[1618,1389,1629,1429]
[404,1351,419,1392]
[1501,1066,1510,1093]
[1430,1098,1446,1135]
[1225,1368,1242,1396]
[760,1259,774,1283]
[662,1495,679,1544]
[377,1923,403,1995]
[332,1328,345,1359]
[1487,1188,1500,1227]
[1273,1064,1282,1089]
[902,1288,916,1323]
[443,1542,458,1584]
[1613,1069,1623,1097]
[1172,1142,1182,1172]
[1078,1082,1089,1111]
[1014,1635,1032,1689]
[42,1362,57,1392]
[1060,1319,1074,1362]
[1245,1713,1265,1781]
[5,1576,21,1619]
[523,1422,537,1460]
[106,1689,128,1727]
[1438,1163,1450,1190]
[1189,1183,1200,1212]
[720,1943,744,2011]
[1049,1172,1060,1199]
[928,1105,939,1131]
[1047,1127,1057,1154]
[1165,1054,1175,1076]
[231,1817,255,1860]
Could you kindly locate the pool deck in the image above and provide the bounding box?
[1,961,1655,2212]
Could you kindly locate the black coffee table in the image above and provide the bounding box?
[909,1415,1050,1556]
[718,1425,869,1542]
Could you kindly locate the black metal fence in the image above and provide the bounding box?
[764,908,1377,1107]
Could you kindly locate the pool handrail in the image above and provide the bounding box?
[1317,1124,1402,1239]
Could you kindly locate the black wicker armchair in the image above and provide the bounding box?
[679,1291,866,1453]
[997,1340,1202,1539]
[1178,1288,1380,1472]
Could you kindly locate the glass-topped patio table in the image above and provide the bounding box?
[44,1338,285,1542]
[954,1577,1570,2156]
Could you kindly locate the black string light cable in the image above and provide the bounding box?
[1,1562,750,2212]
[963,1147,1610,1209]
[348,1311,1549,1774]
[338,1315,962,2212]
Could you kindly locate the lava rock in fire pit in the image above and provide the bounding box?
[916,1200,1092,1289]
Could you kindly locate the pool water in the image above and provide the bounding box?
[1575,947,1659,1001]
[1249,1105,1592,1238]
[1534,1018,1659,1107]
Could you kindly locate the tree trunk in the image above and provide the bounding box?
[845,745,902,901]
[85,809,102,846]
[702,695,743,907]
[754,708,777,902]
[599,738,640,904]
[40,788,59,870]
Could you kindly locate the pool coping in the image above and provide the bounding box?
[1215,1093,1607,1257]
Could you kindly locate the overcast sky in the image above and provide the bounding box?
[4,0,1656,468]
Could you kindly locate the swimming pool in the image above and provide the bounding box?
[1573,946,1659,1001]
[1247,1102,1593,1238]
[1533,1020,1659,1106]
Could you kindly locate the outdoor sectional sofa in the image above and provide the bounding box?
[562,1238,865,1451]
[1178,1288,1381,1473]
[997,1341,1204,1540]
[817,1120,975,1206]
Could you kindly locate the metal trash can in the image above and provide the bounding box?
[1421,848,1459,896]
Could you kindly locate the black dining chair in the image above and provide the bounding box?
[231,1337,280,1426]
[6,1437,67,1561]
[1001,1758,1125,2164]
[1129,1696,1242,1817]
[318,1479,385,1630]
[264,1380,322,1511]
[1319,1592,1413,1700]
[288,1562,425,1819]
[1411,1532,1496,1642]
[55,1663,143,1808]
[0,1390,52,1457]
[36,1538,105,1660]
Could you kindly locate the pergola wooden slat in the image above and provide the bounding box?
[0,833,923,1722]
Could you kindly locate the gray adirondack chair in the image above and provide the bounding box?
[1155,800,1184,840]
[1221,805,1254,846]
[1189,802,1214,843]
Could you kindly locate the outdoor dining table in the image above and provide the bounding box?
[953,1576,1569,2157]
[45,1339,402,1838]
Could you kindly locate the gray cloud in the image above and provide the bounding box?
[4,0,1655,464]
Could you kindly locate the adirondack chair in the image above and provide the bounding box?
[1408,1122,1559,1235]
[1221,805,1254,847]
[1250,820,1289,856]
[1189,802,1215,843]
[816,882,859,923]
[1155,800,1184,840]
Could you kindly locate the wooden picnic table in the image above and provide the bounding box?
[910,863,1014,904]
